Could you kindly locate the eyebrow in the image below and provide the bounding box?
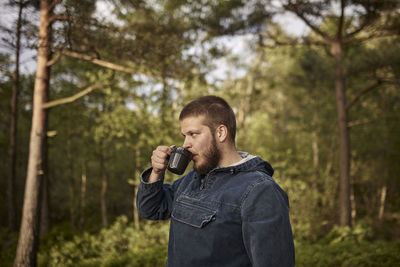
[181,130,198,136]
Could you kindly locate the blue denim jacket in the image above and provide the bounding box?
[137,154,295,267]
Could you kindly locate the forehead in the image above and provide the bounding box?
[180,115,208,131]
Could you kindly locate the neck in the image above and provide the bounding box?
[218,145,242,168]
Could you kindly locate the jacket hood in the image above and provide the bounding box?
[208,152,274,177]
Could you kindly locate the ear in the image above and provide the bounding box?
[215,125,228,143]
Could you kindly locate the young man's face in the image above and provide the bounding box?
[180,115,220,175]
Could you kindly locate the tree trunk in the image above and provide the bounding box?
[133,149,140,230]
[14,0,52,266]
[237,75,254,148]
[378,89,388,223]
[40,163,50,236]
[99,147,108,228]
[79,162,87,230]
[133,185,140,230]
[350,179,356,226]
[331,41,351,227]
[378,185,387,221]
[8,0,24,233]
[311,88,320,178]
[67,138,76,228]
[39,130,50,236]
[40,108,50,236]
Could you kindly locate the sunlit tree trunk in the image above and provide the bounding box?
[378,185,387,221]
[331,41,351,227]
[14,0,52,265]
[8,0,25,233]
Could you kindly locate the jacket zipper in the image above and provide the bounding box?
[200,178,205,190]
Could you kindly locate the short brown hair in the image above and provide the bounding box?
[179,95,236,143]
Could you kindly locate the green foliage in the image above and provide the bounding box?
[38,216,169,267]
[0,228,18,267]
[2,0,400,266]
[294,222,400,266]
[296,239,400,267]
[34,220,400,267]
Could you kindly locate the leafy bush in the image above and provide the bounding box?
[0,228,18,267]
[38,216,169,267]
[296,225,400,267]
[8,218,394,267]
[296,239,400,267]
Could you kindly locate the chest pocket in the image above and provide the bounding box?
[172,199,216,228]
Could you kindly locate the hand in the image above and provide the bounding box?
[148,145,173,182]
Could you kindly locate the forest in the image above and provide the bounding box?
[1,0,400,266]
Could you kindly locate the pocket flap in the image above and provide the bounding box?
[172,201,216,228]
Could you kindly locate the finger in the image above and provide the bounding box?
[156,145,170,153]
[153,150,169,163]
[152,153,168,165]
[168,145,175,155]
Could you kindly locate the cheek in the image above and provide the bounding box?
[199,139,212,154]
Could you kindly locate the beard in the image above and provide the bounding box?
[194,135,220,175]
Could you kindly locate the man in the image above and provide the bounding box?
[137,95,295,267]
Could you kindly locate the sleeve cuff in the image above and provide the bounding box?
[140,167,164,192]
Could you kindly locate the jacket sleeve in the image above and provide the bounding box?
[136,167,183,220]
[241,177,295,267]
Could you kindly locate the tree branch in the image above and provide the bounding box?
[49,14,71,23]
[47,0,63,13]
[284,2,332,42]
[61,50,151,76]
[46,50,62,66]
[344,18,371,40]
[0,67,13,77]
[259,30,299,47]
[344,31,398,44]
[337,0,345,40]
[348,114,398,127]
[346,80,381,111]
[42,83,109,109]
[260,29,329,48]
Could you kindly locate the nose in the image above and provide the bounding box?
[182,137,191,149]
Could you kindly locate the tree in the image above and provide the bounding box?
[13,0,53,264]
[278,0,399,226]
[195,0,400,227]
[0,0,33,233]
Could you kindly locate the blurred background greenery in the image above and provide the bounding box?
[1,0,400,266]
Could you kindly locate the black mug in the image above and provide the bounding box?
[167,146,192,175]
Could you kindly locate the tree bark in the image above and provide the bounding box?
[67,137,76,228]
[311,86,320,178]
[8,0,25,233]
[133,149,140,230]
[237,75,254,148]
[40,119,50,236]
[378,89,388,223]
[79,162,87,230]
[331,41,351,227]
[14,0,52,266]
[378,185,387,221]
[40,158,50,236]
[40,98,50,236]
[99,146,108,228]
